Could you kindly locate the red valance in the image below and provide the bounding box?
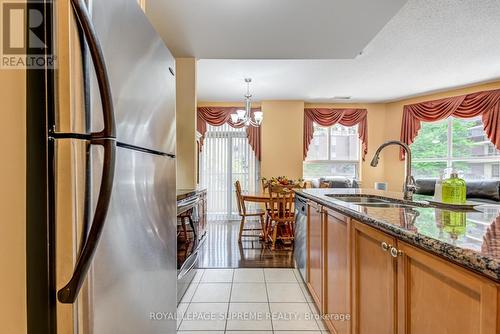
[400,89,500,160]
[197,107,261,160]
[303,108,368,160]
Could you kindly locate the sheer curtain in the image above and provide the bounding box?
[200,123,260,221]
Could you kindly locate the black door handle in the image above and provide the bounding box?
[71,0,116,139]
[58,138,116,303]
[57,0,118,304]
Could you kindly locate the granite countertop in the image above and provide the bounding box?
[295,188,500,283]
[176,187,207,201]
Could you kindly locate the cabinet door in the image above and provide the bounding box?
[397,241,498,334]
[324,210,351,334]
[352,220,397,334]
[307,201,324,310]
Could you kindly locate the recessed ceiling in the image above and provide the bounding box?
[146,0,500,103]
[146,0,407,59]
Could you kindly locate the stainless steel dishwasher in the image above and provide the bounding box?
[294,196,307,283]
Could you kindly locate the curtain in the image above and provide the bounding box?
[482,215,500,259]
[400,89,500,160]
[197,107,262,160]
[200,123,260,221]
[304,108,368,160]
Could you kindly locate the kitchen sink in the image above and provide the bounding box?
[325,194,426,209]
[325,194,392,204]
[356,202,420,209]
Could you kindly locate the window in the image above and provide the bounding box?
[492,165,500,178]
[303,123,360,179]
[200,123,260,220]
[411,116,500,180]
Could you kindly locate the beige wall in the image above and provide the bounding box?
[0,64,27,332]
[197,100,387,184]
[198,101,261,108]
[197,101,300,180]
[383,81,500,191]
[261,101,305,179]
[176,58,198,189]
[198,80,500,191]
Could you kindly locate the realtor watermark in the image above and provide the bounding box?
[1,0,55,69]
[149,311,351,322]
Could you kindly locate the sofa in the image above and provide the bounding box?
[415,179,500,204]
[306,176,360,189]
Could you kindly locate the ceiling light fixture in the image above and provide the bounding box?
[230,78,263,127]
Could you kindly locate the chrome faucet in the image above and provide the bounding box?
[370,140,417,201]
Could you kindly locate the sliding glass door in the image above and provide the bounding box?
[200,123,260,221]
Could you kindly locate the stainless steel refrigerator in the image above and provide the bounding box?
[50,0,177,333]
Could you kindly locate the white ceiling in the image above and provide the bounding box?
[146,0,407,59]
[147,0,500,103]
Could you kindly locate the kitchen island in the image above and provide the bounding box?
[295,188,500,334]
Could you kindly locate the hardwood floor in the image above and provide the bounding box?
[198,220,295,268]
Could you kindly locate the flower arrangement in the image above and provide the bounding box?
[262,176,305,188]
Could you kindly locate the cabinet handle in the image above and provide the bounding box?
[390,247,403,258]
[381,242,390,252]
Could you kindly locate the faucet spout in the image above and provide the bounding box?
[370,140,417,201]
[370,154,380,167]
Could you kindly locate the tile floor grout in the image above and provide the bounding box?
[263,269,274,333]
[178,268,329,333]
[223,269,235,332]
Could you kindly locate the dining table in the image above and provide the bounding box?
[241,192,271,203]
[241,190,299,248]
[242,183,304,204]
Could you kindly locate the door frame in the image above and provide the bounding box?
[26,0,55,333]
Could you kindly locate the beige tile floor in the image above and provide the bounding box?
[177,268,330,333]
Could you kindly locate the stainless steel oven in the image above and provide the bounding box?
[177,195,203,303]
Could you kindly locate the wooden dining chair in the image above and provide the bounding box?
[235,180,266,242]
[266,186,295,250]
[260,178,272,232]
[261,178,269,193]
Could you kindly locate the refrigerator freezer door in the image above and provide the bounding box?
[90,146,177,333]
[89,0,176,154]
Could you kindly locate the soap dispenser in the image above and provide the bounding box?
[434,172,444,202]
[442,170,466,204]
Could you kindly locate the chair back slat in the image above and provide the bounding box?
[268,186,295,222]
[235,180,245,215]
[261,178,269,193]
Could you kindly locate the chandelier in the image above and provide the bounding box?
[230,78,263,127]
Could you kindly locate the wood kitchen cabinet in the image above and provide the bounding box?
[351,220,397,334]
[324,209,351,334]
[302,197,500,334]
[307,200,324,310]
[396,241,498,334]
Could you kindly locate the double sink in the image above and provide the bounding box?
[325,194,427,209]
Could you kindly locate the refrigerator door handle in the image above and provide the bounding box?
[58,138,116,304]
[71,0,116,139]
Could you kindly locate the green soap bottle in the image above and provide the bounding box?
[442,171,466,204]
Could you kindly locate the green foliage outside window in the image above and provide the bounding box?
[411,117,499,179]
